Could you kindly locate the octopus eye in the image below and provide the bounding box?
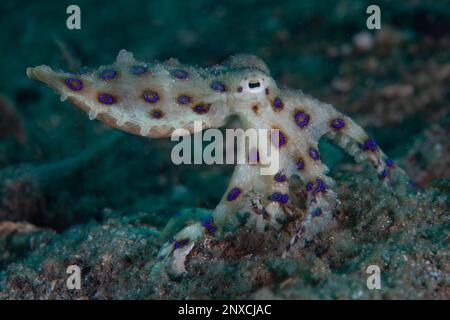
[248,80,260,89]
[242,77,266,93]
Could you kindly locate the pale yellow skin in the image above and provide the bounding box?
[27,50,403,267]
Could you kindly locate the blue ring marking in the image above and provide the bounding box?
[201,217,215,234]
[172,69,189,79]
[314,179,327,193]
[385,159,394,167]
[272,130,286,148]
[331,118,345,129]
[100,69,117,80]
[275,173,286,182]
[201,217,213,227]
[294,111,309,127]
[177,95,191,104]
[308,147,320,160]
[210,80,226,92]
[379,169,388,180]
[64,78,82,91]
[227,187,241,201]
[152,110,163,118]
[143,91,159,103]
[98,93,114,105]
[278,132,286,146]
[130,65,147,75]
[363,138,377,151]
[270,192,282,201]
[273,97,283,109]
[174,239,189,249]
[296,159,305,170]
[194,103,209,114]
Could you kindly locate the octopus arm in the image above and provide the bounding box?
[26,50,233,139]
[310,101,408,183]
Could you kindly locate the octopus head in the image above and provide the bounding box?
[240,72,271,94]
[229,69,277,106]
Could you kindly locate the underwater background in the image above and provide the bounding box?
[0,0,448,299]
